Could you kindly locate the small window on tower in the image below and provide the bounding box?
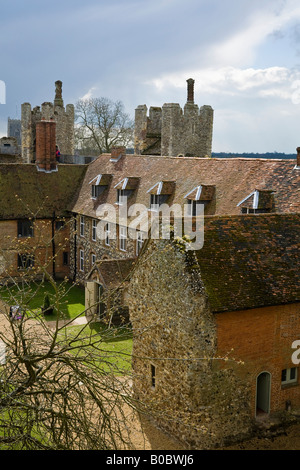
[151,364,156,389]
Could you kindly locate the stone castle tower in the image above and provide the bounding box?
[134,79,213,158]
[21,80,74,163]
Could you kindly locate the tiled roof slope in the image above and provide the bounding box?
[195,213,300,313]
[72,154,300,217]
[95,258,136,289]
[0,164,87,219]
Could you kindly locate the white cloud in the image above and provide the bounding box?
[80,87,97,101]
[148,66,300,104]
[209,1,300,67]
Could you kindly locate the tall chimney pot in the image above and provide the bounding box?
[187,78,195,103]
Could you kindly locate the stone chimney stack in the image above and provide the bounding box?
[297,147,300,166]
[54,80,64,107]
[186,78,195,104]
[36,118,57,172]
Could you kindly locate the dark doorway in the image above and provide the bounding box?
[256,371,271,416]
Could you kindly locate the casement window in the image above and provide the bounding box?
[241,207,270,214]
[104,222,110,246]
[117,189,132,205]
[149,194,168,211]
[80,216,85,237]
[281,367,298,385]
[136,231,144,256]
[18,254,34,270]
[119,226,127,251]
[186,200,203,216]
[91,184,102,199]
[92,219,97,241]
[79,249,84,272]
[91,253,96,266]
[18,219,34,238]
[55,220,65,230]
[63,252,69,266]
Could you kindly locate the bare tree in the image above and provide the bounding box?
[0,276,136,450]
[0,212,135,450]
[75,97,134,155]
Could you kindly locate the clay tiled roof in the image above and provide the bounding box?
[195,213,300,313]
[94,258,136,289]
[72,154,300,218]
[0,163,87,219]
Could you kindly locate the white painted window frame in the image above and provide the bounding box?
[80,215,85,237]
[79,249,84,272]
[119,225,127,251]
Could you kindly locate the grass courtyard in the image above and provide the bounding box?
[0,279,133,373]
[0,279,86,321]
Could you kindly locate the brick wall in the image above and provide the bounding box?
[0,218,71,281]
[216,304,300,415]
[35,119,57,172]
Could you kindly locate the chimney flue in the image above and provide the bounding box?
[36,119,57,172]
[187,78,195,103]
[54,80,64,107]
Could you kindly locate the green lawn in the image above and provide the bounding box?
[0,280,85,321]
[64,322,133,374]
[0,280,133,373]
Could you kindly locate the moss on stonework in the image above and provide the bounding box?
[0,163,86,219]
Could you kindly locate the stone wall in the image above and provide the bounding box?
[21,81,74,163]
[126,239,253,449]
[70,215,140,284]
[134,79,214,158]
[7,118,21,145]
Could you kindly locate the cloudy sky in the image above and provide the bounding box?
[1,0,300,153]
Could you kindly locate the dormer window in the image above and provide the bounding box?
[186,200,203,216]
[237,189,275,214]
[91,185,102,198]
[184,185,215,216]
[150,194,169,211]
[147,181,175,211]
[114,177,140,205]
[117,188,133,205]
[89,174,112,199]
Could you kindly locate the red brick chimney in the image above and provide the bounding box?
[110,146,126,162]
[36,118,57,172]
[297,147,300,166]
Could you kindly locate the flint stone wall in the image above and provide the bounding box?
[126,239,253,449]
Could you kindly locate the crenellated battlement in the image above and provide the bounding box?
[21,81,74,164]
[134,79,213,158]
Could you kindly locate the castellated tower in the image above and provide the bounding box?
[21,81,74,163]
[134,79,213,158]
